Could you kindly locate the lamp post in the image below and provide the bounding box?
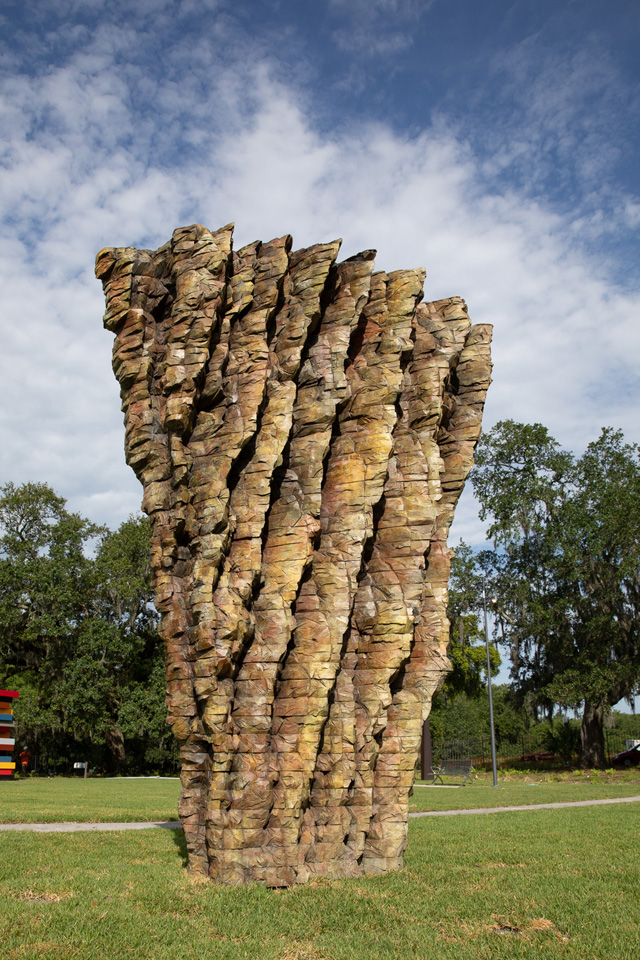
[482,579,499,787]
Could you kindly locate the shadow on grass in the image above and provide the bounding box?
[169,823,189,867]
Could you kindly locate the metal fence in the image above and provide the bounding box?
[433,721,640,768]
[434,734,550,767]
[603,729,640,763]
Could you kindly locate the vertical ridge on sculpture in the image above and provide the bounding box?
[97,222,492,886]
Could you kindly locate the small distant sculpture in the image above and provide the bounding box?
[0,689,19,780]
[97,223,492,885]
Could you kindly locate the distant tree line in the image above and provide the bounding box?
[2,419,638,773]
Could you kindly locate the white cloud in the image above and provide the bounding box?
[0,17,638,546]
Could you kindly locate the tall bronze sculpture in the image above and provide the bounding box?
[97,223,492,885]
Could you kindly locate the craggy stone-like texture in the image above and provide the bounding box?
[96,223,492,885]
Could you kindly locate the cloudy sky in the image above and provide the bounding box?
[1,0,639,549]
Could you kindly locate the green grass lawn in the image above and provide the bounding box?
[1,803,638,959]
[0,777,181,823]
[410,771,640,812]
[1,771,639,823]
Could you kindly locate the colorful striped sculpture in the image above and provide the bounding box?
[0,690,19,779]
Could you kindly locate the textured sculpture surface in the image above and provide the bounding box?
[96,223,492,885]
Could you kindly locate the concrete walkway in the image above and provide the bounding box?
[0,820,182,832]
[409,795,640,818]
[1,795,639,832]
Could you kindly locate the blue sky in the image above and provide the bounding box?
[1,0,639,553]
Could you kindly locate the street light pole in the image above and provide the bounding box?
[482,579,499,787]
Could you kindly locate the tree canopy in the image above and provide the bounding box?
[442,541,500,699]
[0,482,174,773]
[472,421,640,766]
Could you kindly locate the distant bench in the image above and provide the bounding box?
[431,758,473,785]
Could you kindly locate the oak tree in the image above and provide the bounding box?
[472,422,640,766]
[0,483,172,772]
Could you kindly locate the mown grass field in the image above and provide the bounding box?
[410,769,640,812]
[1,802,639,959]
[0,777,181,823]
[2,770,639,822]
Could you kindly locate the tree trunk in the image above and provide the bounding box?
[580,700,606,768]
[105,723,126,773]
